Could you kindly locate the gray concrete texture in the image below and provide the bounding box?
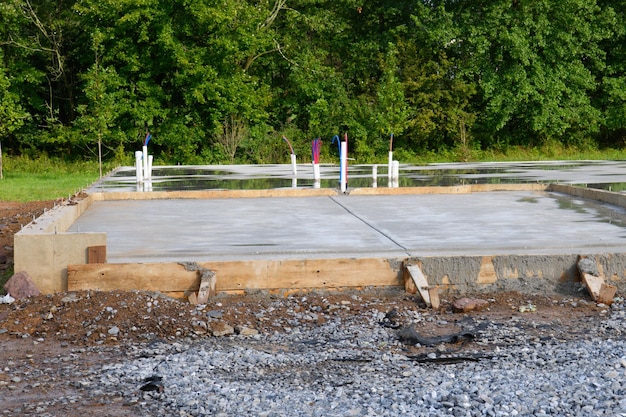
[68,191,626,263]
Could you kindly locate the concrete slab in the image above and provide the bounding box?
[17,159,626,295]
[66,190,626,263]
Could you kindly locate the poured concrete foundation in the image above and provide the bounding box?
[14,183,626,297]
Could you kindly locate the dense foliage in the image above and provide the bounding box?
[0,0,625,165]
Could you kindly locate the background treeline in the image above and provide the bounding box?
[0,0,625,166]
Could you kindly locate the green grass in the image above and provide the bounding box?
[0,155,112,202]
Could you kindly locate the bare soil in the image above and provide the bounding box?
[0,200,614,416]
[0,199,56,260]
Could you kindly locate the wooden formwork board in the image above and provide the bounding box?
[67,258,403,297]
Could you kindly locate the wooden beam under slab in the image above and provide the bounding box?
[67,258,403,294]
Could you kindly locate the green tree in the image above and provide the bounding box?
[0,54,29,178]
[2,0,625,164]
[74,30,121,176]
[388,2,476,157]
[373,44,410,154]
[0,0,88,155]
[73,0,281,163]
[453,0,613,148]
[595,0,626,147]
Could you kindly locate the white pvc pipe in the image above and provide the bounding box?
[372,164,378,188]
[340,141,348,193]
[290,153,297,176]
[388,151,393,181]
[391,160,400,188]
[392,160,399,180]
[142,145,149,180]
[313,163,321,188]
[135,151,143,183]
[148,155,153,179]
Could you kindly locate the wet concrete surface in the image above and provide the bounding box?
[88,160,626,192]
[68,190,626,263]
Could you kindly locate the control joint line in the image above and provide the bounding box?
[328,196,410,255]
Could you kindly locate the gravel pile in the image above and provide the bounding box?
[89,300,625,416]
[2,294,625,416]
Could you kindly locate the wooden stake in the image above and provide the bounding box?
[428,287,440,309]
[87,245,107,264]
[405,264,431,307]
[197,270,216,304]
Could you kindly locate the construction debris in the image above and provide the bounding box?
[405,353,487,364]
[197,269,216,304]
[179,262,217,304]
[397,327,476,347]
[577,257,616,305]
[140,375,164,393]
[379,308,401,328]
[518,303,536,313]
[428,287,441,309]
[0,293,15,304]
[404,263,438,307]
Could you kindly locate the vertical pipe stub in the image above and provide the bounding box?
[372,165,378,188]
[142,145,149,180]
[135,151,143,183]
[312,138,322,187]
[290,153,297,176]
[340,136,348,193]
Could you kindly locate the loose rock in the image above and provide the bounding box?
[3,271,40,299]
[452,297,489,313]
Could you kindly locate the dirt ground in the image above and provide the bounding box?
[0,200,618,416]
[0,200,56,259]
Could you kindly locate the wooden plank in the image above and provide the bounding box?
[428,287,440,309]
[67,258,402,293]
[197,270,216,304]
[68,263,200,292]
[598,283,617,305]
[87,246,107,264]
[405,264,431,306]
[246,258,400,290]
[580,272,617,304]
[581,272,604,301]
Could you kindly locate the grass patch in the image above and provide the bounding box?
[0,155,113,202]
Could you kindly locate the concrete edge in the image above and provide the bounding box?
[407,253,626,295]
[14,194,106,294]
[350,183,550,195]
[90,188,338,201]
[17,194,95,235]
[548,183,626,207]
[91,183,552,200]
